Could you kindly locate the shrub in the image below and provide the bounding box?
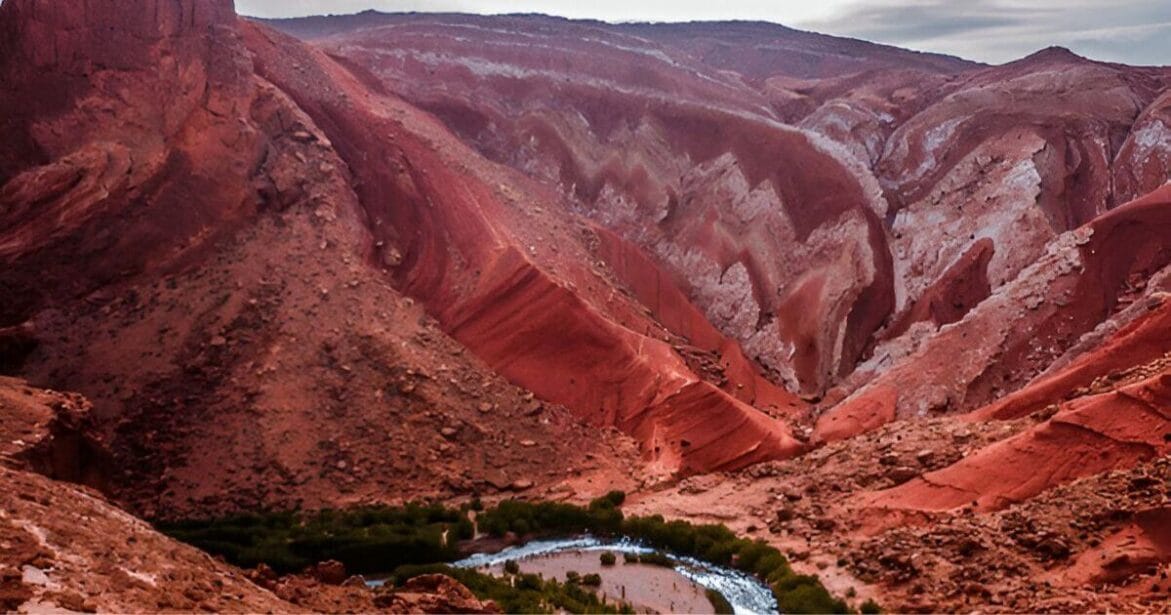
[590,491,626,509]
[622,552,638,564]
[160,494,848,615]
[774,575,849,614]
[504,559,520,575]
[516,573,544,591]
[566,571,581,584]
[706,588,734,615]
[860,598,882,614]
[637,552,674,568]
[390,563,456,586]
[600,551,617,566]
[407,565,631,614]
[581,573,602,586]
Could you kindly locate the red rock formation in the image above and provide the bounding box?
[241,21,801,473]
[2,2,1171,610]
[859,369,1171,512]
[592,227,805,415]
[0,0,264,326]
[976,296,1171,420]
[292,13,899,397]
[1115,91,1171,203]
[817,184,1171,442]
[374,574,499,614]
[1059,507,1171,586]
[273,16,1171,422]
[2,0,805,495]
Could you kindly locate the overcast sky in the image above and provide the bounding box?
[236,0,1171,66]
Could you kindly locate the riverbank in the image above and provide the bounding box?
[159,492,856,613]
[487,549,713,614]
[454,537,776,614]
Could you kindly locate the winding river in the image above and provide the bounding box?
[453,536,779,615]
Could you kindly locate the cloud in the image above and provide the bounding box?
[231,0,1171,65]
[802,0,1048,44]
[800,0,1171,64]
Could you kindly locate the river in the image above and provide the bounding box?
[453,536,779,615]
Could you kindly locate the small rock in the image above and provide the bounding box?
[887,466,920,483]
[310,560,347,585]
[813,517,837,531]
[1034,537,1071,560]
[510,479,534,491]
[21,566,50,586]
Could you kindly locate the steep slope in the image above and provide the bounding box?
[817,184,1171,440]
[860,369,1171,512]
[274,14,1171,428]
[0,377,492,614]
[283,12,899,399]
[238,20,802,473]
[0,0,643,516]
[0,0,810,525]
[0,377,295,613]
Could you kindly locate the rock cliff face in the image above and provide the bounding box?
[1,0,805,524]
[3,1,1171,611]
[281,15,1171,419]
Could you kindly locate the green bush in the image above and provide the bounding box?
[160,493,848,614]
[398,564,631,614]
[390,563,456,586]
[637,552,675,568]
[860,598,882,614]
[622,552,638,564]
[504,559,520,575]
[774,575,849,614]
[581,573,602,586]
[706,588,735,615]
[591,491,626,509]
[516,573,544,591]
[159,502,472,575]
[600,551,617,566]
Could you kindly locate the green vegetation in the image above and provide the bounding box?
[159,503,470,574]
[472,497,851,614]
[860,598,882,614]
[503,559,520,575]
[622,552,638,564]
[599,551,617,566]
[475,494,623,537]
[634,551,674,568]
[774,574,849,614]
[159,490,866,614]
[706,588,735,614]
[387,563,631,614]
[581,573,602,587]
